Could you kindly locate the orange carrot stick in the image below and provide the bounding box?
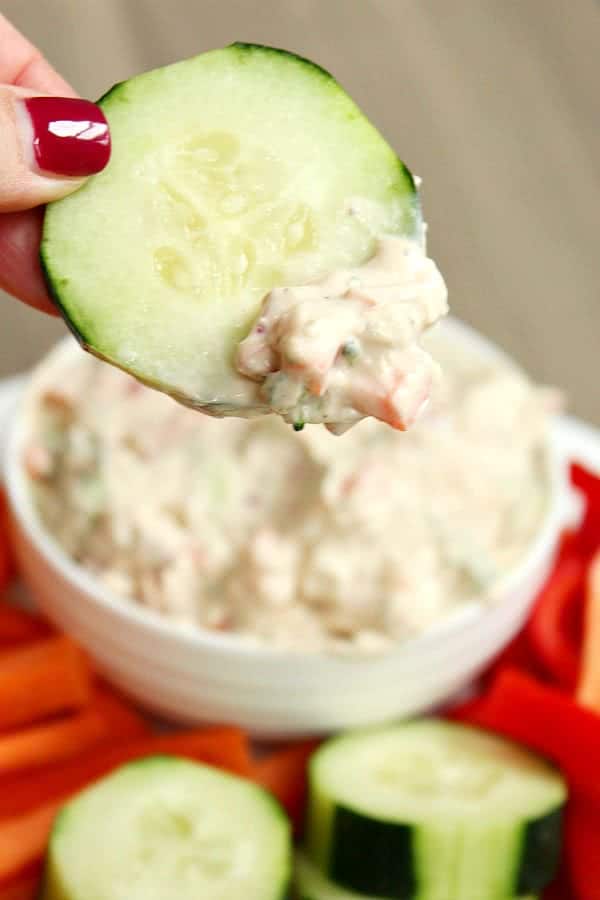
[577,550,600,709]
[0,711,105,777]
[0,801,61,883]
[0,637,92,731]
[0,727,252,877]
[0,684,148,777]
[253,740,320,837]
[0,726,252,818]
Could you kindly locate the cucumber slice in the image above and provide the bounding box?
[294,852,538,900]
[295,851,390,900]
[39,755,291,900]
[41,43,420,419]
[306,720,566,900]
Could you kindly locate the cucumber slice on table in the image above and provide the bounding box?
[294,852,538,900]
[39,755,291,900]
[41,43,420,418]
[306,720,566,900]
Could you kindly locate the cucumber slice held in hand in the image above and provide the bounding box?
[41,43,422,427]
[306,720,566,900]
[39,755,292,900]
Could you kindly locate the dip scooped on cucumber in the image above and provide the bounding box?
[41,43,448,434]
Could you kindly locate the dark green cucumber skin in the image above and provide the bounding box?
[316,803,564,899]
[39,248,76,329]
[229,42,335,82]
[329,805,415,898]
[227,43,422,232]
[40,42,420,358]
[516,807,563,894]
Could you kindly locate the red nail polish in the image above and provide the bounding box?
[24,97,111,177]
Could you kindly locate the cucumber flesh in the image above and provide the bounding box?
[294,852,539,900]
[307,720,566,900]
[39,755,291,900]
[42,43,419,421]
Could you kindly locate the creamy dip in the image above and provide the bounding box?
[236,237,448,433]
[25,333,555,654]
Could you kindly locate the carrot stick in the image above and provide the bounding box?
[0,711,105,777]
[0,686,147,777]
[577,551,600,710]
[0,605,50,646]
[253,740,319,837]
[0,637,92,730]
[0,726,252,818]
[0,801,61,883]
[0,727,252,878]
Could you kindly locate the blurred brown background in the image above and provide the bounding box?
[1,0,599,421]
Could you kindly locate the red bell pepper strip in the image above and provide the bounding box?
[0,490,14,594]
[484,534,584,691]
[446,693,493,723]
[484,626,542,686]
[540,878,576,900]
[541,867,572,900]
[564,790,600,900]
[571,463,600,558]
[449,668,600,801]
[525,552,585,690]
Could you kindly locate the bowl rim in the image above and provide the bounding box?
[4,318,570,662]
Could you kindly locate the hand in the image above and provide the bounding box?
[0,13,111,314]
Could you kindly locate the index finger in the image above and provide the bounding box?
[0,13,76,96]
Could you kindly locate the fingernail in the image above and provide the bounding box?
[24,97,111,177]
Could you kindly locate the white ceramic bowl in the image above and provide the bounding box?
[4,320,571,737]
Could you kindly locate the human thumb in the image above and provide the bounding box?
[0,85,110,213]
